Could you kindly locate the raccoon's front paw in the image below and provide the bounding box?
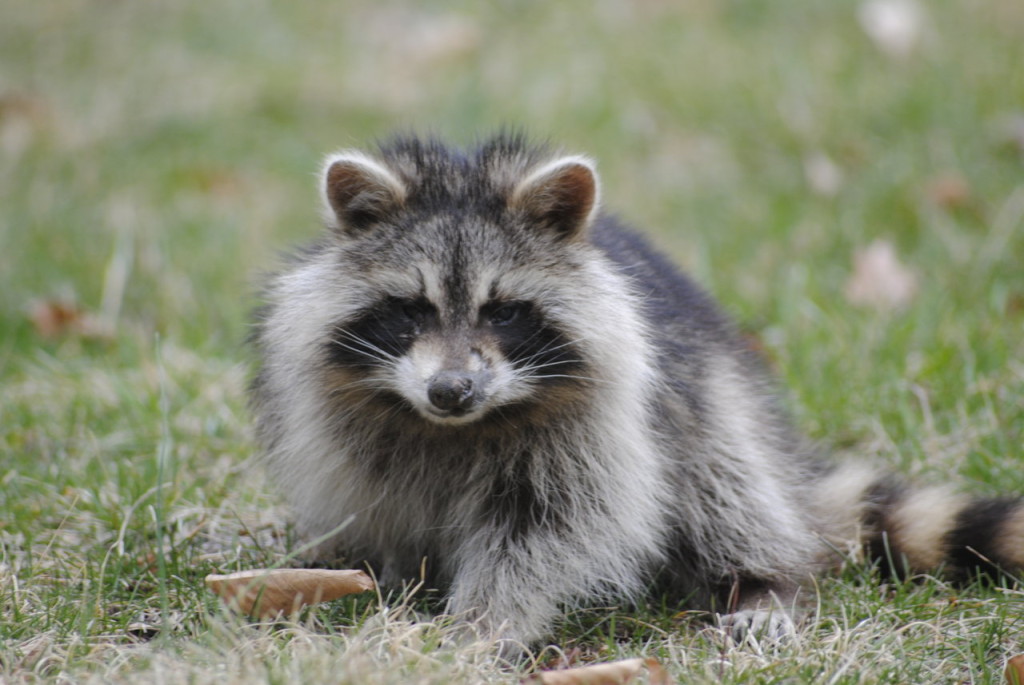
[441,615,531,662]
[717,608,795,643]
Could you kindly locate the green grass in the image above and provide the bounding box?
[2,0,1023,682]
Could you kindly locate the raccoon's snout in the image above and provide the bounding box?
[427,370,481,416]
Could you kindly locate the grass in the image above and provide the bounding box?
[2,0,1023,682]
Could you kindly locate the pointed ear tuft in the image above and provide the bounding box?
[510,156,600,241]
[321,152,407,234]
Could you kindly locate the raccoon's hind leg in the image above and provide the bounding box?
[715,576,800,642]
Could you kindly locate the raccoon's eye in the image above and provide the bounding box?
[401,303,426,322]
[487,301,528,327]
[390,297,434,327]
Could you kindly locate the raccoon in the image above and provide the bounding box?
[249,133,1024,649]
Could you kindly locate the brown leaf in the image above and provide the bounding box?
[28,299,111,340]
[205,568,375,618]
[993,113,1024,158]
[1006,654,1024,685]
[0,92,50,121]
[843,239,918,311]
[803,152,844,197]
[0,91,52,156]
[523,657,668,685]
[925,173,972,210]
[858,0,924,59]
[541,647,585,672]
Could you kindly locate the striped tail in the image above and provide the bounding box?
[815,463,1024,580]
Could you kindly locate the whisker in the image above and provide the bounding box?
[337,328,400,358]
[516,358,587,374]
[528,373,611,385]
[510,332,586,361]
[512,338,587,375]
[329,330,397,364]
[326,378,395,397]
[366,399,409,424]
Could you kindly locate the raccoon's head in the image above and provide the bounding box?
[315,137,604,427]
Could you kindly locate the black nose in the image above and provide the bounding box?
[427,371,477,412]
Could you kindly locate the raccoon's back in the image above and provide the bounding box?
[589,216,786,425]
[591,217,736,350]
[590,216,822,593]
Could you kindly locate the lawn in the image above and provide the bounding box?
[2,0,1023,682]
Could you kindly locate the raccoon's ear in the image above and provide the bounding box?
[321,151,407,234]
[510,156,600,241]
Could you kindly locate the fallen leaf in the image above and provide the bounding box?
[0,91,51,156]
[993,113,1024,157]
[28,299,111,340]
[0,92,49,121]
[925,173,972,210]
[522,657,668,685]
[406,14,481,65]
[843,239,918,311]
[804,152,844,197]
[858,0,924,59]
[1007,655,1024,685]
[205,568,375,618]
[541,647,585,672]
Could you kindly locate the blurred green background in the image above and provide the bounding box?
[5,0,1022,456]
[1,1,1023,678]
[4,0,1024,511]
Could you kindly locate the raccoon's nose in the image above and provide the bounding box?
[427,371,477,412]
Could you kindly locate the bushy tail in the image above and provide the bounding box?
[815,463,1024,580]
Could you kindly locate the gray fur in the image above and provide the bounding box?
[249,134,1021,649]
